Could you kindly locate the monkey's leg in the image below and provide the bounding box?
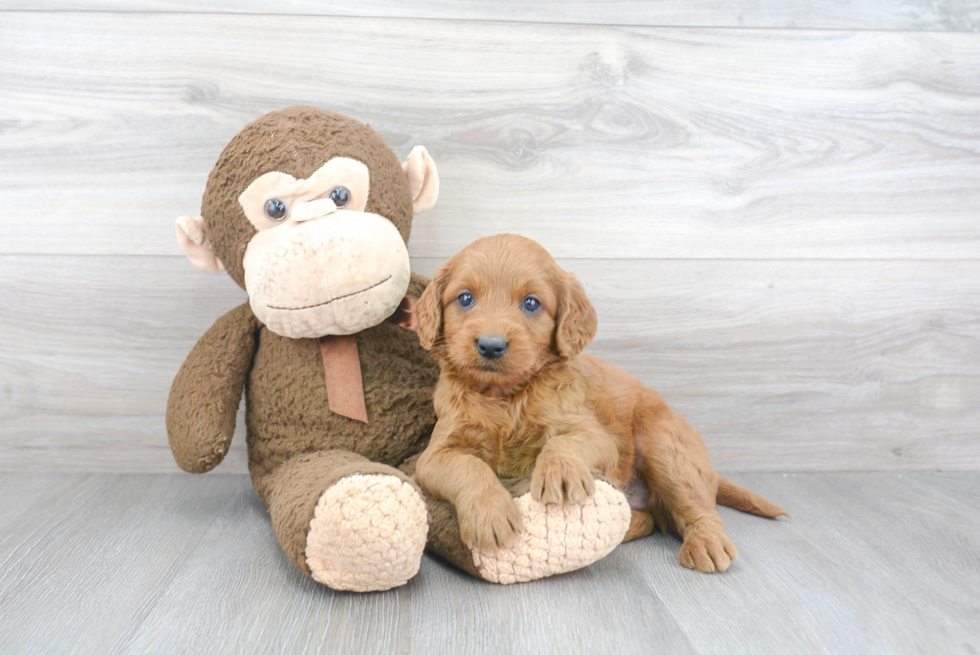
[401,456,630,584]
[263,450,427,592]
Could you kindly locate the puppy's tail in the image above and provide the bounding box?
[716,475,789,519]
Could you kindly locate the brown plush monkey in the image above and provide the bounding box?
[168,106,632,591]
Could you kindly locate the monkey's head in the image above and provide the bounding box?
[176,106,439,338]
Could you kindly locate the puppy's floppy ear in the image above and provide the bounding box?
[415,263,451,351]
[554,272,597,360]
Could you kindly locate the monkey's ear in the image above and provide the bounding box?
[402,146,439,215]
[176,215,225,273]
[415,264,450,350]
[554,272,597,360]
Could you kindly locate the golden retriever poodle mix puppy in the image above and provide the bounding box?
[413,234,786,573]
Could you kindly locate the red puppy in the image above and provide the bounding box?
[414,234,785,572]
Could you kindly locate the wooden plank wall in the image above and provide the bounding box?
[1,3,978,472]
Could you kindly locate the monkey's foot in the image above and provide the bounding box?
[306,474,428,592]
[471,480,631,584]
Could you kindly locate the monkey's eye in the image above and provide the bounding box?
[264,198,288,221]
[522,296,541,314]
[457,293,475,309]
[329,186,350,208]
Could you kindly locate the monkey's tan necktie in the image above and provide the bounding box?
[319,335,369,424]
[316,297,418,424]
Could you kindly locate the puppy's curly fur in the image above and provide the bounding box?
[414,234,786,573]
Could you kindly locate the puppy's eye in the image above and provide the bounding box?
[457,293,475,309]
[522,296,541,313]
[329,186,350,208]
[264,198,288,221]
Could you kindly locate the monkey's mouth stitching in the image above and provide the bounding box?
[267,276,392,311]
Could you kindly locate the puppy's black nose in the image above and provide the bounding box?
[476,334,508,360]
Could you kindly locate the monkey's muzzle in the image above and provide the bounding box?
[242,212,411,339]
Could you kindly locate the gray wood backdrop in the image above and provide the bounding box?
[1,2,978,473]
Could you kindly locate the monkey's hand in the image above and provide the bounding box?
[167,302,259,473]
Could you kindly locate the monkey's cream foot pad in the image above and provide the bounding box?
[306,474,428,592]
[472,480,631,584]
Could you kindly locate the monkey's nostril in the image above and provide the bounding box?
[476,335,508,360]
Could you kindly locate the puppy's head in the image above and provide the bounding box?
[416,234,597,389]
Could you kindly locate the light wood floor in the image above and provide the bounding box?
[0,471,976,654]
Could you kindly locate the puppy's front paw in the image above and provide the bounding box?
[458,487,524,551]
[679,527,739,573]
[531,454,595,505]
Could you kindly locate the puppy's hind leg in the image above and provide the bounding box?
[635,392,738,573]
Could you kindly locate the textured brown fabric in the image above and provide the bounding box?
[201,106,415,289]
[404,275,429,304]
[319,335,369,423]
[268,450,416,575]
[167,302,260,473]
[245,276,440,504]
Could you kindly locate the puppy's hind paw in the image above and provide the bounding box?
[679,528,739,573]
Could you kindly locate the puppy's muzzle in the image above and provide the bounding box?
[476,334,508,360]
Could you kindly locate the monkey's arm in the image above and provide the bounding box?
[166,302,260,473]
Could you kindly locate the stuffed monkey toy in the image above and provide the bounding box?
[167,106,632,591]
